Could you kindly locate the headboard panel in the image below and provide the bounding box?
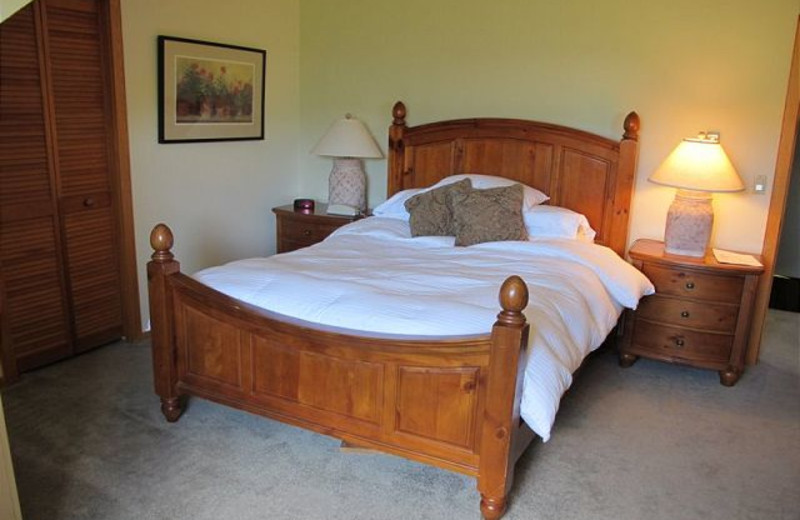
[387,102,640,256]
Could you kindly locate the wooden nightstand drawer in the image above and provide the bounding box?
[630,320,732,367]
[280,237,317,252]
[279,218,341,245]
[636,295,739,333]
[643,264,743,304]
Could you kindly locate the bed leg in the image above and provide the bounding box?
[477,276,530,520]
[148,224,183,423]
[480,495,507,520]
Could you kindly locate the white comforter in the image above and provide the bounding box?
[194,217,654,441]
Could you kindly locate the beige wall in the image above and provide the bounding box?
[121,0,300,327]
[299,0,797,255]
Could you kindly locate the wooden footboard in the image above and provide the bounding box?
[148,224,532,519]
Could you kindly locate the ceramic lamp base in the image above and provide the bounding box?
[664,189,713,257]
[328,158,366,211]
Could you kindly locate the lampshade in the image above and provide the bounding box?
[649,136,744,193]
[311,114,383,159]
[649,133,744,257]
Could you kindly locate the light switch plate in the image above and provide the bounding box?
[754,174,767,194]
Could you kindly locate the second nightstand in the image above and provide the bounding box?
[272,203,362,253]
[619,239,763,386]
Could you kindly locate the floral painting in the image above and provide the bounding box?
[158,36,265,143]
[175,58,254,123]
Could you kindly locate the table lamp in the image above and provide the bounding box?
[311,114,383,213]
[649,132,744,257]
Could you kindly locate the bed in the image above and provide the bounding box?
[147,102,643,519]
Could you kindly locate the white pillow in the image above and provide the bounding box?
[523,205,597,243]
[430,174,549,209]
[372,188,422,219]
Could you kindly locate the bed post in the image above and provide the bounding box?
[478,276,530,520]
[148,224,183,422]
[387,101,407,197]
[608,111,641,256]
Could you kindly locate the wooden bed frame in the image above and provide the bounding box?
[147,102,640,519]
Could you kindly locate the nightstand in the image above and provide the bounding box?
[272,203,362,253]
[619,239,763,386]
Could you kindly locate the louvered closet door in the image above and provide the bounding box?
[0,5,72,370]
[43,0,123,351]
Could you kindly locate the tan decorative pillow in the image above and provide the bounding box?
[449,184,527,246]
[404,178,472,236]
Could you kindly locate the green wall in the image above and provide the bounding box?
[299,0,797,254]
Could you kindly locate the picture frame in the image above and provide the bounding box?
[158,36,266,143]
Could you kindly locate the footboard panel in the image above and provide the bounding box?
[171,275,492,474]
[252,335,384,425]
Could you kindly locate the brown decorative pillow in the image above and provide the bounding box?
[448,184,527,246]
[404,178,472,237]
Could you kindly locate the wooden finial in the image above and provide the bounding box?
[497,275,528,326]
[623,111,640,141]
[392,101,407,125]
[150,223,174,262]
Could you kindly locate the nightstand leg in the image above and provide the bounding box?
[161,396,184,422]
[618,352,639,368]
[719,369,741,387]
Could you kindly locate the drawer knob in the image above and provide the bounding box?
[685,281,695,290]
[680,311,690,318]
[83,197,95,207]
[303,229,312,237]
[675,338,685,347]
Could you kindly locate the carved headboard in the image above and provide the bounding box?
[386,102,640,256]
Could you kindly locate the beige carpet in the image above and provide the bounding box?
[3,310,798,519]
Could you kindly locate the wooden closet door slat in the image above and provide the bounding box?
[62,206,122,348]
[0,4,72,370]
[45,0,110,198]
[43,0,123,350]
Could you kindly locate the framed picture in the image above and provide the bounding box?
[158,36,266,143]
